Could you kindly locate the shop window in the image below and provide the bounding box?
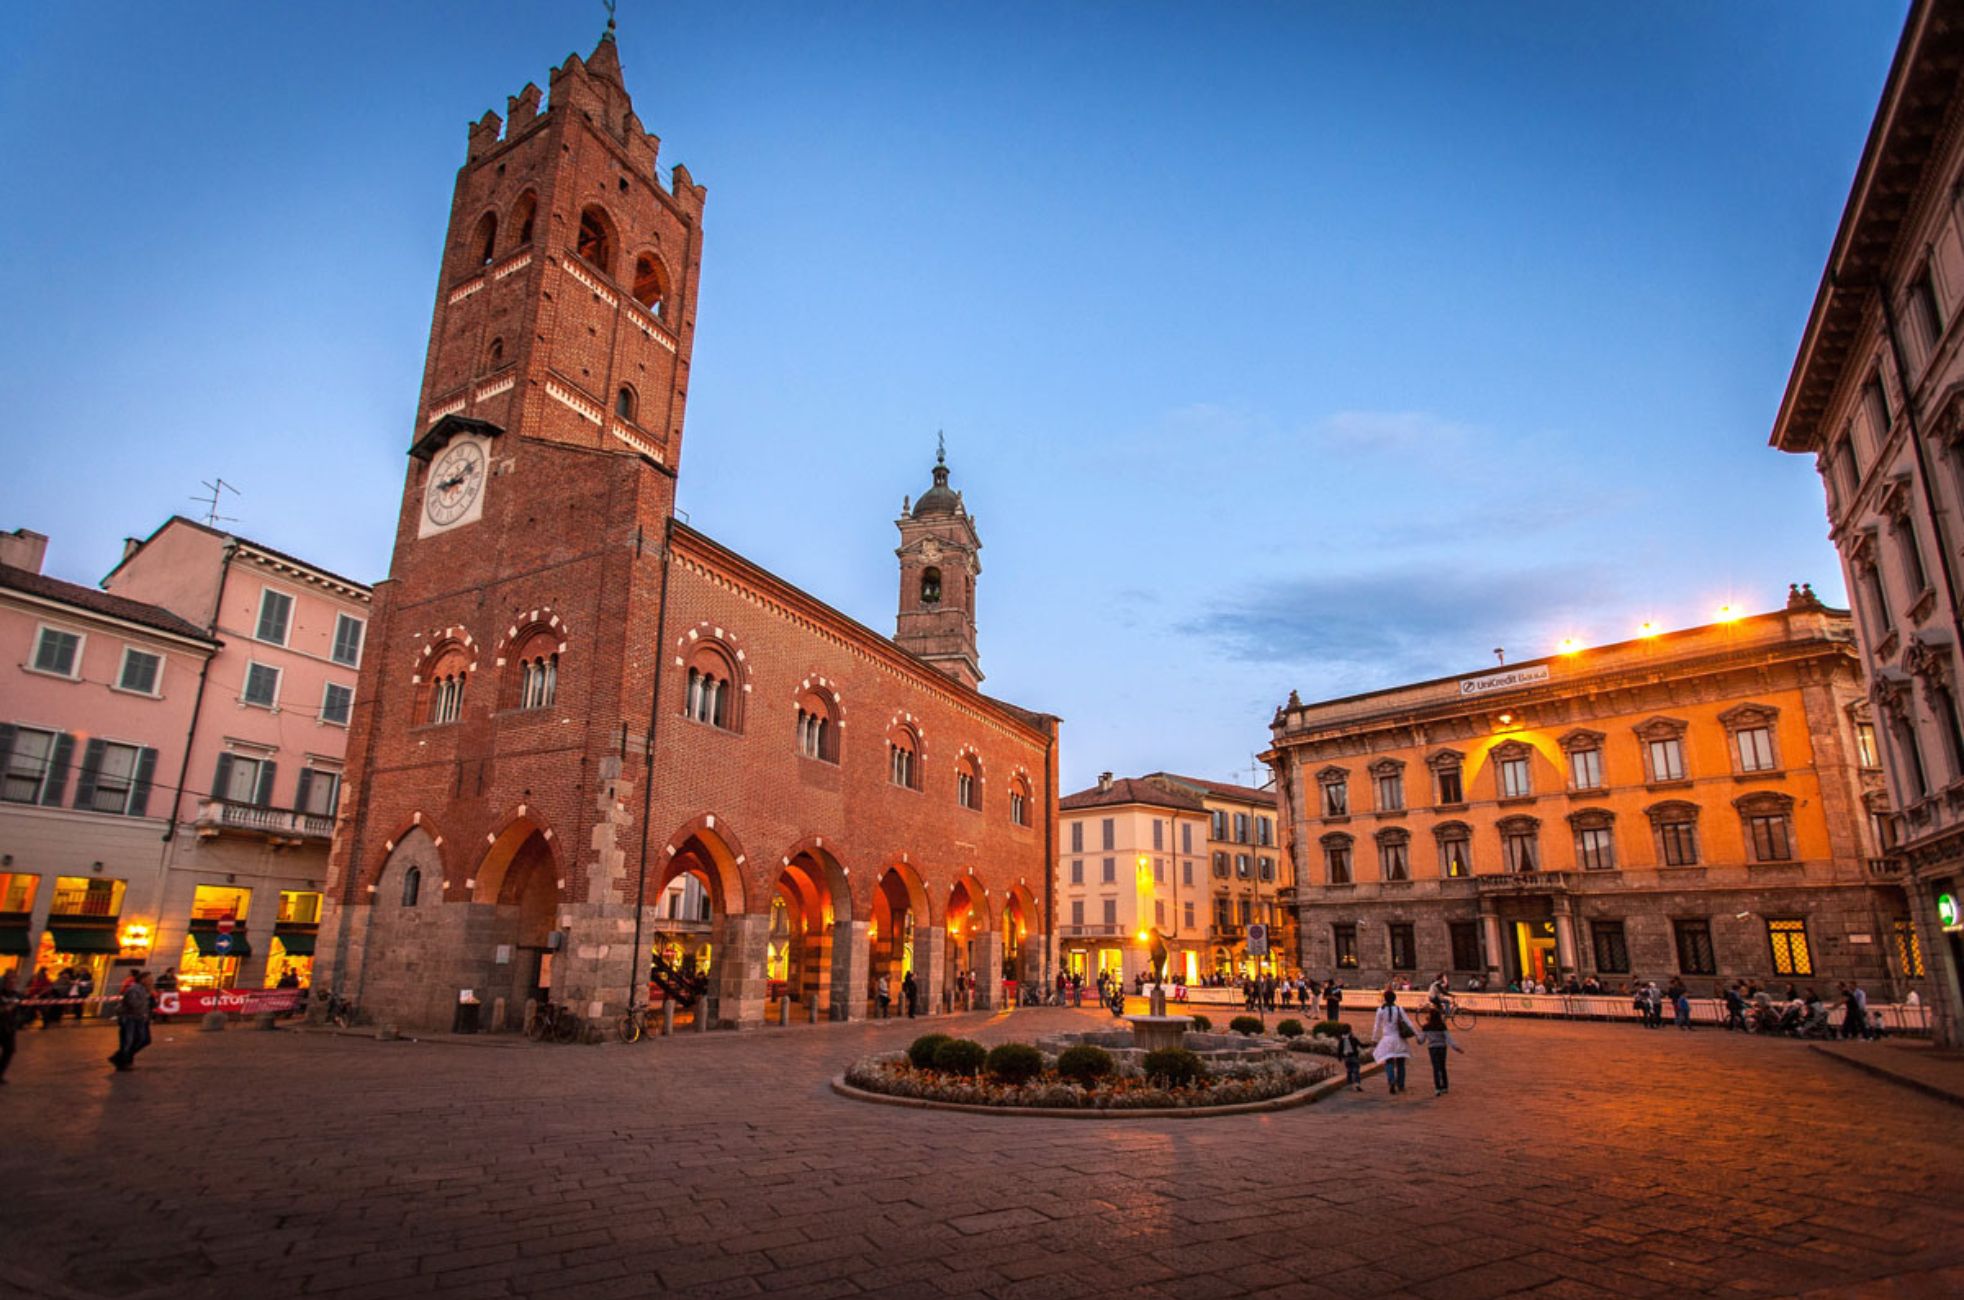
[179,884,252,991]
[118,648,162,695]
[1673,919,1716,976]
[52,876,125,917]
[1767,918,1812,976]
[277,891,321,924]
[1894,917,1926,978]
[0,872,36,913]
[1332,923,1358,969]
[1592,921,1630,974]
[1,726,69,805]
[32,625,82,677]
[1388,922,1416,970]
[1449,921,1482,973]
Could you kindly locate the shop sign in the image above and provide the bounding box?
[1940,891,1962,933]
[158,988,303,1017]
[1458,664,1550,698]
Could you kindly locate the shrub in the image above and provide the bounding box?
[985,1042,1045,1084]
[1311,1020,1346,1038]
[933,1037,988,1075]
[1229,1015,1266,1036]
[907,1033,953,1069]
[1142,1047,1204,1088]
[1277,1019,1305,1038]
[1055,1043,1116,1085]
[1186,1013,1212,1032]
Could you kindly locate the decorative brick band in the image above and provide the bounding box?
[546,379,603,425]
[560,257,617,307]
[628,308,678,353]
[612,421,663,462]
[447,277,485,305]
[475,376,515,402]
[493,252,533,281]
[426,395,468,425]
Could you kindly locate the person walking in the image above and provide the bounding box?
[1324,979,1344,1025]
[875,973,891,1019]
[26,967,55,1030]
[1335,1023,1364,1092]
[72,966,94,1022]
[1669,978,1692,1031]
[901,970,918,1018]
[109,970,155,1072]
[1418,1006,1465,1095]
[1371,989,1418,1095]
[0,972,21,1083]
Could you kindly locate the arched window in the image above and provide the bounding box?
[520,653,557,710]
[424,644,469,725]
[1433,821,1472,877]
[684,645,739,731]
[487,337,505,367]
[472,211,497,266]
[888,724,920,790]
[796,689,837,763]
[576,206,614,276]
[401,866,421,908]
[1320,832,1353,885]
[632,254,668,316]
[1496,815,1541,873]
[1009,774,1032,827]
[1376,828,1411,881]
[510,191,537,247]
[616,386,636,422]
[956,753,982,810]
[920,567,942,605]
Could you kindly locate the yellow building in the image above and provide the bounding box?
[1057,775,1210,984]
[1263,599,1926,994]
[1142,773,1289,978]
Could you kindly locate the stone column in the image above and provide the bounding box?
[831,920,869,1021]
[916,924,946,1016]
[1553,911,1578,978]
[1480,909,1504,982]
[712,912,771,1029]
[972,932,1004,1008]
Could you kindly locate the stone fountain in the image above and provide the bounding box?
[1123,936,1192,1052]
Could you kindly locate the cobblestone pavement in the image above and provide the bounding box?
[2,1007,1962,1299]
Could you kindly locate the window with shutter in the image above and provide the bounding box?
[118,648,162,695]
[31,626,82,677]
[331,613,366,667]
[256,589,294,645]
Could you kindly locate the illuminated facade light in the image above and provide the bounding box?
[1557,638,1583,655]
[1637,621,1660,638]
[1716,604,1742,623]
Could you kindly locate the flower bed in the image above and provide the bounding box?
[842,1049,1331,1112]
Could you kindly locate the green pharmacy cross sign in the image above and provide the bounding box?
[1939,891,1961,932]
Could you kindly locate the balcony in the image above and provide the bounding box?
[195,799,333,845]
[1865,856,1904,880]
[1059,924,1128,938]
[1474,870,1569,894]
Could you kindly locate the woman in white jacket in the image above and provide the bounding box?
[1371,988,1419,1094]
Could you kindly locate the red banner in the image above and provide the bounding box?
[157,988,303,1017]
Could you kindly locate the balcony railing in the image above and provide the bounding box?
[1865,856,1904,879]
[1474,870,1569,893]
[195,799,334,843]
[1059,924,1127,938]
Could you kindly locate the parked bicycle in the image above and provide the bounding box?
[615,1003,654,1044]
[315,987,359,1029]
[528,1000,584,1043]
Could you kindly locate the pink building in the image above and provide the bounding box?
[0,519,371,997]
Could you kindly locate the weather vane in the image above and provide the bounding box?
[603,0,617,36]
[936,430,946,465]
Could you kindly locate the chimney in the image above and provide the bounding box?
[0,528,48,574]
[122,537,141,561]
[1097,771,1113,793]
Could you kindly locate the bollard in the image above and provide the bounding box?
[661,1000,675,1036]
[807,996,818,1024]
[777,998,791,1027]
[201,1010,227,1032]
[694,1001,710,1032]
[491,996,507,1033]
[254,1011,278,1031]
[522,997,538,1037]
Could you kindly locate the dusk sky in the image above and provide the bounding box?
[0,1,1909,792]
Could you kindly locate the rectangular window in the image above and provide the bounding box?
[1184,901,1195,930]
[1748,814,1792,863]
[1436,766,1463,805]
[1154,899,1165,926]
[1102,898,1117,927]
[1321,782,1348,816]
[1070,859,1083,885]
[1181,823,1193,854]
[84,741,142,815]
[1591,921,1630,974]
[1894,917,1926,978]
[1503,830,1538,873]
[1440,835,1470,878]
[1767,918,1812,976]
[1376,772,1404,811]
[51,875,125,917]
[117,648,162,695]
[1071,821,1084,853]
[321,682,354,727]
[1211,809,1227,840]
[1856,721,1879,769]
[1449,921,1482,972]
[242,662,281,709]
[1863,373,1893,437]
[1674,919,1716,976]
[1153,858,1164,883]
[1388,922,1416,970]
[1912,269,1946,351]
[1234,812,1250,842]
[1333,924,1358,969]
[1212,851,1227,878]
[1152,820,1163,851]
[1499,756,1532,798]
[1568,748,1603,790]
[1380,840,1409,880]
[1326,846,1350,884]
[1101,857,1115,884]
[1646,738,1686,782]
[331,613,366,667]
[256,588,294,645]
[1101,818,1115,851]
[1071,900,1085,928]
[1236,853,1250,878]
[1238,899,1252,925]
[1182,860,1193,886]
[299,770,339,817]
[222,755,266,805]
[1577,826,1615,870]
[1864,565,1893,633]
[1259,816,1273,846]
[1660,820,1698,866]
[31,626,81,677]
[1215,898,1232,930]
[1735,727,1776,773]
[1258,855,1274,882]
[1900,518,1931,595]
[2,727,59,804]
[956,771,975,808]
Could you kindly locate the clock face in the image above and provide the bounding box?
[425,440,486,528]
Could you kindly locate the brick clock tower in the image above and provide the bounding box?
[895,442,983,688]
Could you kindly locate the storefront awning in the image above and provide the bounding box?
[0,926,32,955]
[272,928,316,956]
[46,925,121,954]
[188,928,253,958]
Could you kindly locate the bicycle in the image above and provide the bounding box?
[615,1003,653,1044]
[1442,998,1476,1032]
[528,1000,583,1043]
[316,988,359,1029]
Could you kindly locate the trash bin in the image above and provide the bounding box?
[452,1000,481,1035]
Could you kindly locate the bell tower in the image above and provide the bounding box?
[895,439,983,688]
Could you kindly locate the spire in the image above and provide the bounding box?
[913,433,956,516]
[587,0,624,81]
[602,0,618,41]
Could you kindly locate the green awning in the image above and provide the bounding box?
[189,929,252,958]
[46,925,121,954]
[0,926,31,955]
[272,929,316,956]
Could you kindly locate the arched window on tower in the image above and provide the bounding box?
[423,643,470,726]
[888,723,920,790]
[472,211,497,267]
[510,191,537,247]
[487,337,504,368]
[920,567,942,605]
[684,644,739,731]
[1009,773,1032,827]
[576,206,614,276]
[508,625,559,712]
[632,254,668,318]
[956,753,982,810]
[401,866,421,908]
[616,386,636,422]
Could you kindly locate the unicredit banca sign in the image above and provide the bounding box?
[1458,664,1551,698]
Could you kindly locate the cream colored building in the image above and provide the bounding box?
[1057,774,1209,984]
[1143,773,1288,977]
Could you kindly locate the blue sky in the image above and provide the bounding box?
[0,1,1907,792]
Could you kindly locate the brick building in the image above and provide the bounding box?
[1263,601,1928,998]
[1769,0,1964,1045]
[318,31,1058,1032]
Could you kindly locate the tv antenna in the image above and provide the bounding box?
[192,478,240,529]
